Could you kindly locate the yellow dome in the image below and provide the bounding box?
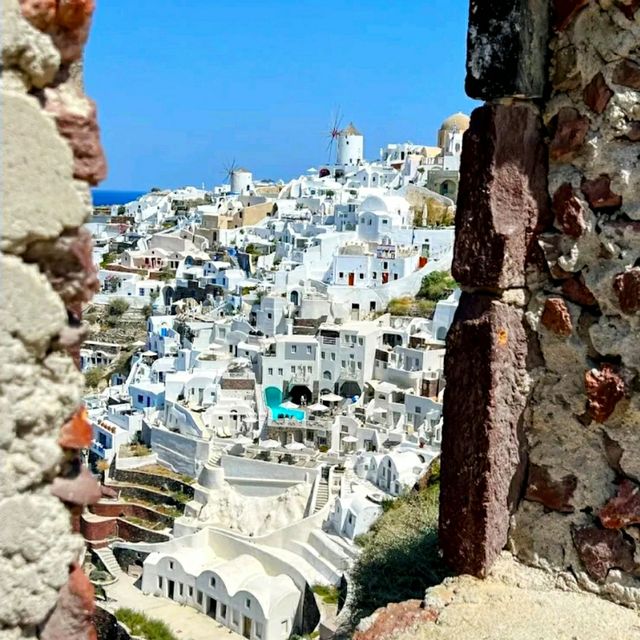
[440,112,470,132]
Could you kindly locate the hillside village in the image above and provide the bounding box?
[81,114,467,639]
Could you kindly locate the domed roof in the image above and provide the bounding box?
[440,112,470,132]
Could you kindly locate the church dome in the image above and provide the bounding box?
[440,112,470,132]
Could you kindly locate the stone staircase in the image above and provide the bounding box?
[314,477,330,513]
[94,547,123,579]
[208,448,222,466]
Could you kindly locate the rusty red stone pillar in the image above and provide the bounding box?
[439,0,551,577]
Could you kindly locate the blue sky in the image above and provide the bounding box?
[85,0,475,190]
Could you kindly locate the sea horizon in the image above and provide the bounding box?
[91,189,146,206]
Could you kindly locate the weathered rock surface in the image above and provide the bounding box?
[440,294,529,576]
[354,554,640,639]
[465,0,549,99]
[453,104,550,290]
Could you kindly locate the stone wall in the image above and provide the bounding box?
[441,0,640,608]
[1,0,105,637]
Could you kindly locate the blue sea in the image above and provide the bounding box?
[92,189,146,206]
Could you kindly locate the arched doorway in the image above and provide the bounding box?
[290,290,300,305]
[289,385,312,406]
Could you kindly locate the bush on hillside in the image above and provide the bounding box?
[84,366,108,388]
[349,480,449,625]
[417,271,456,302]
[115,608,178,640]
[107,298,129,317]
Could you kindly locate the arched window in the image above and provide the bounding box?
[323,370,332,380]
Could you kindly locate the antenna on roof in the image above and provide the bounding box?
[325,108,343,165]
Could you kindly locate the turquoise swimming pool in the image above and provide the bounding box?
[264,386,305,422]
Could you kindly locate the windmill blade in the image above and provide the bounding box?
[325,107,343,164]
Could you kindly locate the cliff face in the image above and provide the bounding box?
[1,0,105,637]
[440,0,640,612]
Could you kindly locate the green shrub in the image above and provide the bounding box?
[84,366,108,388]
[349,483,449,625]
[107,298,129,317]
[312,584,339,604]
[115,608,178,640]
[417,271,456,302]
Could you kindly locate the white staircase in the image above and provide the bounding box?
[208,449,222,466]
[314,478,330,513]
[95,547,123,579]
[289,540,342,584]
[323,531,360,562]
[309,530,350,570]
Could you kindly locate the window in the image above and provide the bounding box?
[291,345,297,353]
[210,577,216,588]
[341,360,346,367]
[178,583,183,596]
[359,273,364,279]
[382,219,388,225]
[394,274,398,280]
[383,262,388,269]
[357,362,362,370]
[368,218,372,225]
[291,366,295,373]
[168,561,174,570]
[158,577,163,589]
[373,272,377,279]
[255,622,264,639]
[267,313,272,319]
[189,586,193,597]
[339,272,344,278]
[416,406,422,414]
[197,591,203,605]
[321,351,326,359]
[278,368,283,376]
[245,598,251,609]
[358,338,364,346]
[331,353,336,361]
[220,603,227,619]
[268,368,273,375]
[306,345,312,354]
[137,394,144,404]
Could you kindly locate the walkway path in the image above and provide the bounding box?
[103,574,243,640]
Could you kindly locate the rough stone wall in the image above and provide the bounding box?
[441,0,640,608]
[1,0,105,637]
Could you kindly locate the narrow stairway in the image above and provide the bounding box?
[94,547,123,579]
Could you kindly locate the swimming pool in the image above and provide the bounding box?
[264,387,305,422]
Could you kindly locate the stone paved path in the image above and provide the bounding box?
[103,574,243,640]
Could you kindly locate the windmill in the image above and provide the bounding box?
[325,108,343,165]
[222,158,238,185]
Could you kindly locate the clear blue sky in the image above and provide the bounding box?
[85,0,475,191]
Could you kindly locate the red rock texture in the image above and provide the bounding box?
[572,526,636,581]
[44,90,107,185]
[353,600,438,640]
[24,227,100,307]
[51,468,102,506]
[583,72,613,114]
[40,563,96,640]
[553,0,590,31]
[616,0,640,19]
[612,59,640,90]
[549,107,590,162]
[540,297,573,336]
[19,0,95,63]
[585,365,626,423]
[552,183,587,238]
[581,175,622,210]
[59,406,93,449]
[440,294,528,577]
[600,480,640,529]
[613,268,640,314]
[453,104,550,290]
[561,275,597,306]
[525,464,577,512]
